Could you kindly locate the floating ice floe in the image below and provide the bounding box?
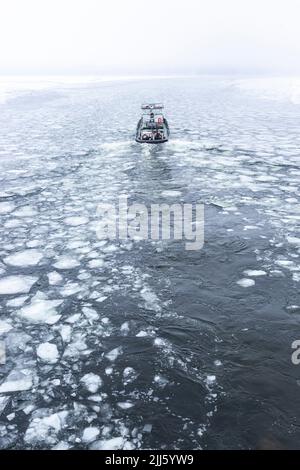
[66,313,81,324]
[90,436,127,450]
[105,347,122,362]
[0,320,12,335]
[88,259,105,269]
[161,190,182,197]
[27,239,42,248]
[236,278,255,287]
[4,249,43,267]
[6,295,28,307]
[82,307,99,321]
[52,441,70,450]
[0,396,10,414]
[58,324,72,342]
[47,271,63,285]
[153,374,169,387]
[82,427,100,443]
[37,342,59,363]
[275,259,295,269]
[64,216,89,226]
[24,410,69,445]
[0,202,15,214]
[206,375,216,386]
[0,275,38,295]
[0,369,33,393]
[80,373,102,393]
[286,236,300,247]
[117,401,134,409]
[140,287,161,313]
[53,256,80,270]
[60,282,82,297]
[136,330,148,337]
[120,322,129,334]
[18,292,63,324]
[13,205,37,217]
[285,305,300,313]
[243,269,267,277]
[63,334,89,358]
[4,219,22,228]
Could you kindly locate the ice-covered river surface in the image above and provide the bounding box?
[0,77,300,449]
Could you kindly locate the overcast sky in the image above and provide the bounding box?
[0,0,300,75]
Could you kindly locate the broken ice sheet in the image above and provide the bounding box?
[80,373,102,393]
[17,292,63,324]
[0,369,34,394]
[37,342,59,364]
[0,275,38,295]
[3,249,43,267]
[24,410,69,446]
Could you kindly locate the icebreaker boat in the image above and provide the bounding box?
[135,103,170,144]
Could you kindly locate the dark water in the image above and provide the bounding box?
[0,77,300,449]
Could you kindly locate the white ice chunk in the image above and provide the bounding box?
[0,396,10,413]
[6,295,28,307]
[58,324,72,343]
[82,307,99,321]
[243,270,267,277]
[105,347,122,362]
[37,342,59,363]
[24,411,68,445]
[0,275,38,295]
[4,219,22,228]
[4,249,43,267]
[53,256,80,270]
[47,271,63,285]
[136,330,148,337]
[206,375,216,386]
[63,334,88,358]
[65,313,81,324]
[236,278,255,287]
[14,206,37,217]
[120,322,129,333]
[123,367,137,384]
[0,320,12,335]
[117,401,134,409]
[0,369,33,393]
[82,427,100,443]
[161,190,182,197]
[143,424,152,433]
[286,236,300,247]
[18,293,63,324]
[140,287,161,312]
[52,441,70,450]
[88,259,105,269]
[0,202,15,214]
[64,216,89,226]
[80,373,102,393]
[90,437,125,450]
[60,283,82,297]
[214,359,222,366]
